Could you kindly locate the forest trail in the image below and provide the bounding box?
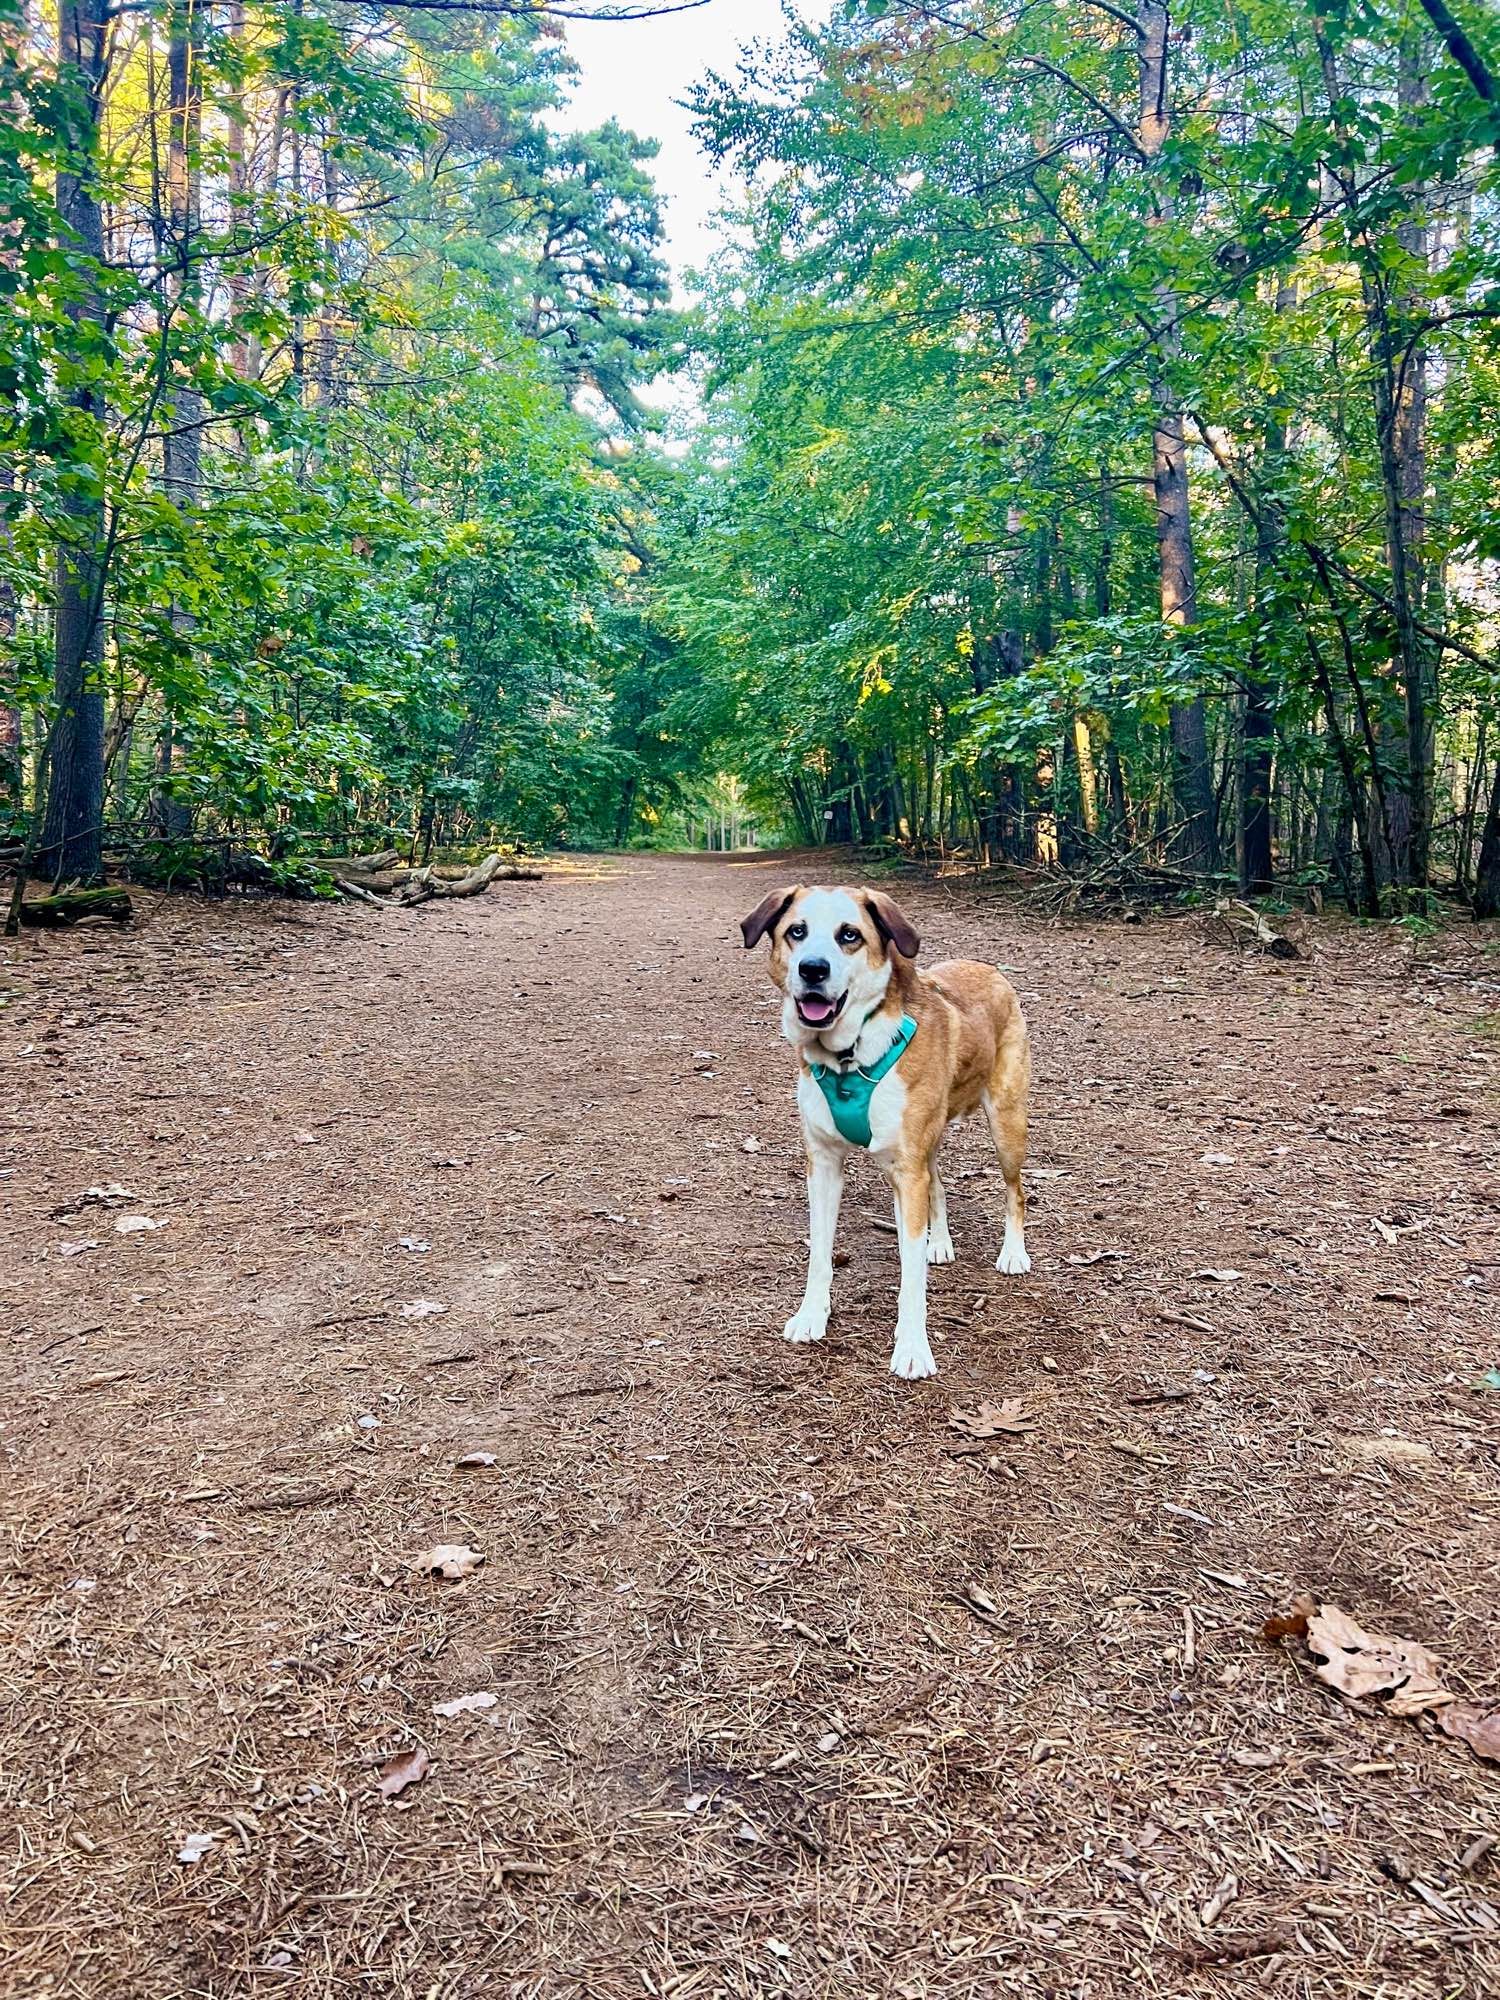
[5,854,1500,1999]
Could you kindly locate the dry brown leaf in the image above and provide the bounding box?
[454,1451,498,1469]
[1262,1592,1318,1643]
[1439,1701,1500,1763]
[1065,1248,1123,1267]
[419,1543,484,1580]
[949,1398,1036,1440]
[376,1745,430,1798]
[1306,1603,1452,1716]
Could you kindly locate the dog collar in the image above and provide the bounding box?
[808,1014,918,1148]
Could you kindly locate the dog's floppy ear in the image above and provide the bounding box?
[864,889,920,961]
[740,886,799,949]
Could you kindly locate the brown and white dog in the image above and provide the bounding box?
[741,884,1030,1381]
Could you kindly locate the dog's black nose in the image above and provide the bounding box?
[798,957,830,986]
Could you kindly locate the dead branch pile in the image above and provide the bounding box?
[327,850,541,909]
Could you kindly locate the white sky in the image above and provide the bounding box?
[552,0,802,299]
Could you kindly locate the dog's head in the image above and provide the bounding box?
[740,884,920,1047]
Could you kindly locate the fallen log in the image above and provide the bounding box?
[332,875,394,908]
[329,849,402,875]
[18,888,133,928]
[393,853,540,906]
[331,852,540,908]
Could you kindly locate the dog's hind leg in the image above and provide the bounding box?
[927,1166,954,1265]
[983,1027,1031,1276]
[784,1142,843,1343]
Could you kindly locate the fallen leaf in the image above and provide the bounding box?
[1192,1268,1242,1283]
[958,1580,1000,1617]
[1065,1247,1123,1267]
[59,1239,99,1257]
[1439,1702,1500,1763]
[419,1543,484,1580]
[816,1731,842,1754]
[741,1136,762,1153]
[766,1939,791,1961]
[376,1745,430,1798]
[1261,1593,1317,1643]
[1305,1603,1452,1716]
[1200,1152,1236,1166]
[949,1398,1036,1439]
[176,1831,216,1864]
[454,1451,498,1469]
[396,1236,430,1253]
[293,1131,318,1146]
[82,1183,134,1204]
[400,1299,446,1319]
[115,1215,168,1234]
[1372,1217,1399,1245]
[432,1691,498,1718]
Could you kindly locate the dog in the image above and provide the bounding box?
[741,884,1030,1381]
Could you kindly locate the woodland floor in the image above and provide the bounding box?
[3,850,1500,2000]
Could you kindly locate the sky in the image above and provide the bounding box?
[551,0,801,300]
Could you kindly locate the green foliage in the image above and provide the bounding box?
[659,0,1500,894]
[1,0,691,869]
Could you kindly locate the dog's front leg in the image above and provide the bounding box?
[888,1162,936,1380]
[783,1141,843,1344]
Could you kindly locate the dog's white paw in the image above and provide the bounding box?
[782,1301,829,1344]
[926,1230,955,1266]
[995,1232,1031,1277]
[889,1336,937,1381]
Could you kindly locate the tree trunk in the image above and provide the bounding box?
[1137,0,1217,874]
[1474,757,1500,919]
[40,0,110,884]
[1073,716,1099,836]
[0,462,20,817]
[1241,276,1297,896]
[151,0,201,840]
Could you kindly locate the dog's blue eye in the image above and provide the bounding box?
[838,927,862,946]
[786,923,808,941]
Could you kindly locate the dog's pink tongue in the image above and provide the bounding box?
[799,994,835,1022]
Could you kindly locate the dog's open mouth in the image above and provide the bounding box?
[794,991,846,1028]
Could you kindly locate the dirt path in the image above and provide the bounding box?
[4,854,1499,1999]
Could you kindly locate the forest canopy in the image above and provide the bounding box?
[5,0,1500,916]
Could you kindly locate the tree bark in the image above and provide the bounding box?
[1241,276,1297,896]
[151,0,201,839]
[1137,0,1217,874]
[1474,756,1500,919]
[40,0,110,884]
[0,461,20,817]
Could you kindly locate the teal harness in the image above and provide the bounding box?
[808,1014,918,1148]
